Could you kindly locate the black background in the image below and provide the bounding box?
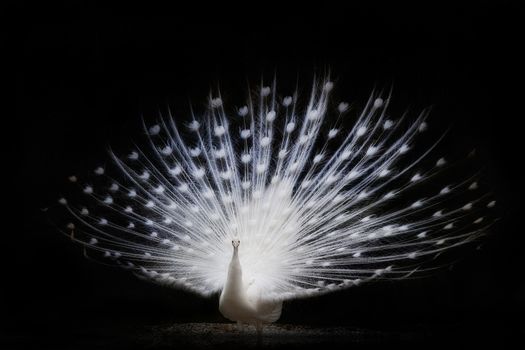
[12,1,523,348]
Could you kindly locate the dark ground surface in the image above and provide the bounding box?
[3,320,521,350]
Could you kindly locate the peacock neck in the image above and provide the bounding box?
[232,246,239,259]
[223,245,244,297]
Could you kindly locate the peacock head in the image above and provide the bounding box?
[231,239,240,248]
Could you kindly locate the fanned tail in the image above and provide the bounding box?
[54,76,497,300]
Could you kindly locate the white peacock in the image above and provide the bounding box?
[56,76,496,333]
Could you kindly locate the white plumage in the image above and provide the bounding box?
[57,76,495,327]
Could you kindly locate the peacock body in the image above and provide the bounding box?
[56,77,495,326]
